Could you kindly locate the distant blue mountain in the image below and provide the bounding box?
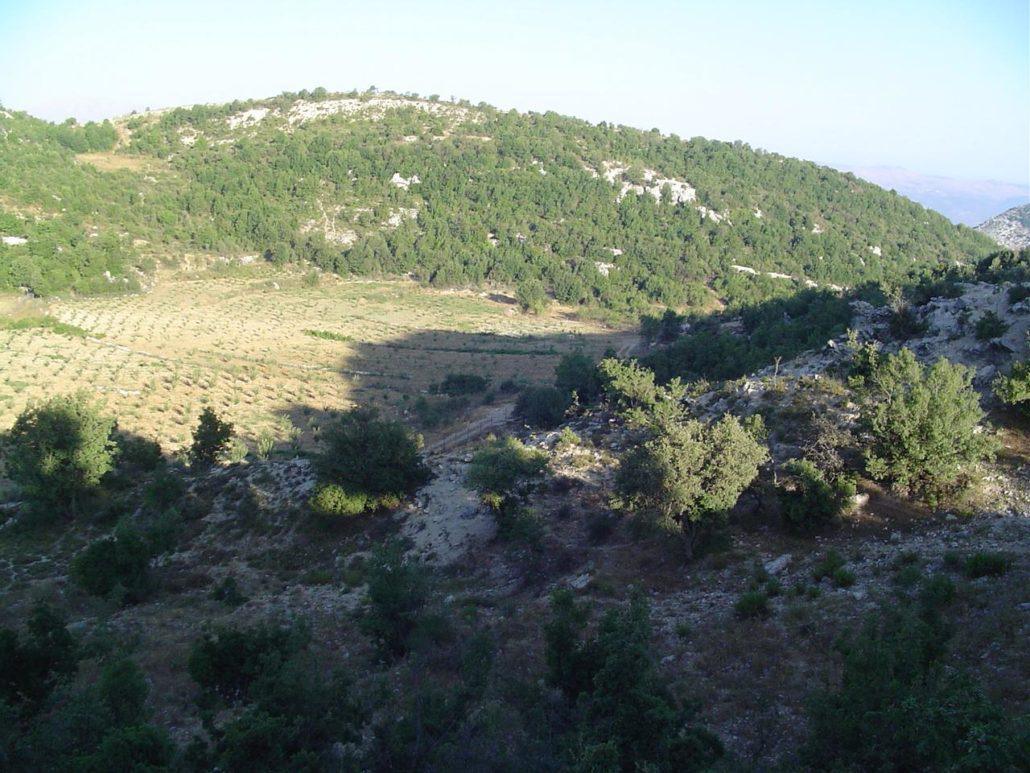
[834,165,1029,226]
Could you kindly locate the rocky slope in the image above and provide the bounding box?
[976,202,1030,249]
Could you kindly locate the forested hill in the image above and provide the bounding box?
[0,90,997,310]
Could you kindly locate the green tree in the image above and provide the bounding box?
[514,386,570,428]
[4,393,117,512]
[188,407,234,467]
[555,350,602,404]
[863,349,994,505]
[361,539,429,660]
[516,279,548,314]
[315,407,430,509]
[466,436,548,502]
[616,414,768,547]
[993,359,1029,415]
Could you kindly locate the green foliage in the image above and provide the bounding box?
[188,407,234,466]
[466,436,548,499]
[315,407,429,506]
[802,602,1025,771]
[777,458,855,532]
[974,310,1009,341]
[993,359,1030,414]
[360,539,429,660]
[964,552,1010,579]
[811,550,847,582]
[0,96,998,300]
[516,279,549,313]
[514,385,570,428]
[644,289,853,382]
[616,413,768,546]
[308,483,368,518]
[0,315,90,337]
[0,602,77,712]
[734,590,770,619]
[115,433,163,471]
[71,522,153,602]
[555,350,602,404]
[188,621,309,703]
[544,592,724,771]
[439,372,489,395]
[4,392,117,512]
[862,349,994,505]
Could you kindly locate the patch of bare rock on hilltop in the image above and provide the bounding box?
[977,203,1030,250]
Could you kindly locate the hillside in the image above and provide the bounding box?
[977,202,1030,250]
[0,90,996,310]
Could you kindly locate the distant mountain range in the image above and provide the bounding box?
[975,203,1030,250]
[836,165,1028,227]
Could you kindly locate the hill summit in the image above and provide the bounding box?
[0,89,997,308]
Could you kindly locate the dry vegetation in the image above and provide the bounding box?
[0,266,626,453]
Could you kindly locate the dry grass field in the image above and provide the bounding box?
[0,266,628,453]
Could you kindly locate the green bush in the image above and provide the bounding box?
[777,458,855,532]
[360,539,429,660]
[114,434,163,471]
[514,386,570,428]
[4,392,118,513]
[0,602,77,711]
[993,360,1029,415]
[544,591,724,771]
[555,351,602,404]
[188,622,309,703]
[71,523,153,602]
[439,372,489,395]
[308,483,368,517]
[466,436,548,501]
[188,407,234,466]
[315,407,429,505]
[802,604,1024,771]
[812,550,846,582]
[964,552,1009,578]
[974,310,1009,341]
[616,413,768,547]
[862,349,994,506]
[734,590,770,619]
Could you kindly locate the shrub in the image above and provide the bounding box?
[0,602,77,711]
[71,523,153,602]
[514,386,570,428]
[466,436,548,501]
[4,392,118,512]
[993,360,1029,414]
[516,279,548,313]
[862,349,994,506]
[554,351,602,404]
[439,372,489,395]
[616,413,768,548]
[802,604,1023,771]
[308,483,368,517]
[964,552,1009,578]
[777,459,855,532]
[812,550,846,582]
[544,592,724,770]
[360,539,429,660]
[115,434,163,471]
[974,310,1009,341]
[734,590,770,619]
[188,622,309,703]
[188,407,233,467]
[316,407,429,504]
[142,468,185,511]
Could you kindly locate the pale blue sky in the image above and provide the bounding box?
[0,0,1027,185]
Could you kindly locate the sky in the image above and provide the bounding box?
[0,0,1027,187]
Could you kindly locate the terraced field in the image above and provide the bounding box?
[0,266,628,452]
